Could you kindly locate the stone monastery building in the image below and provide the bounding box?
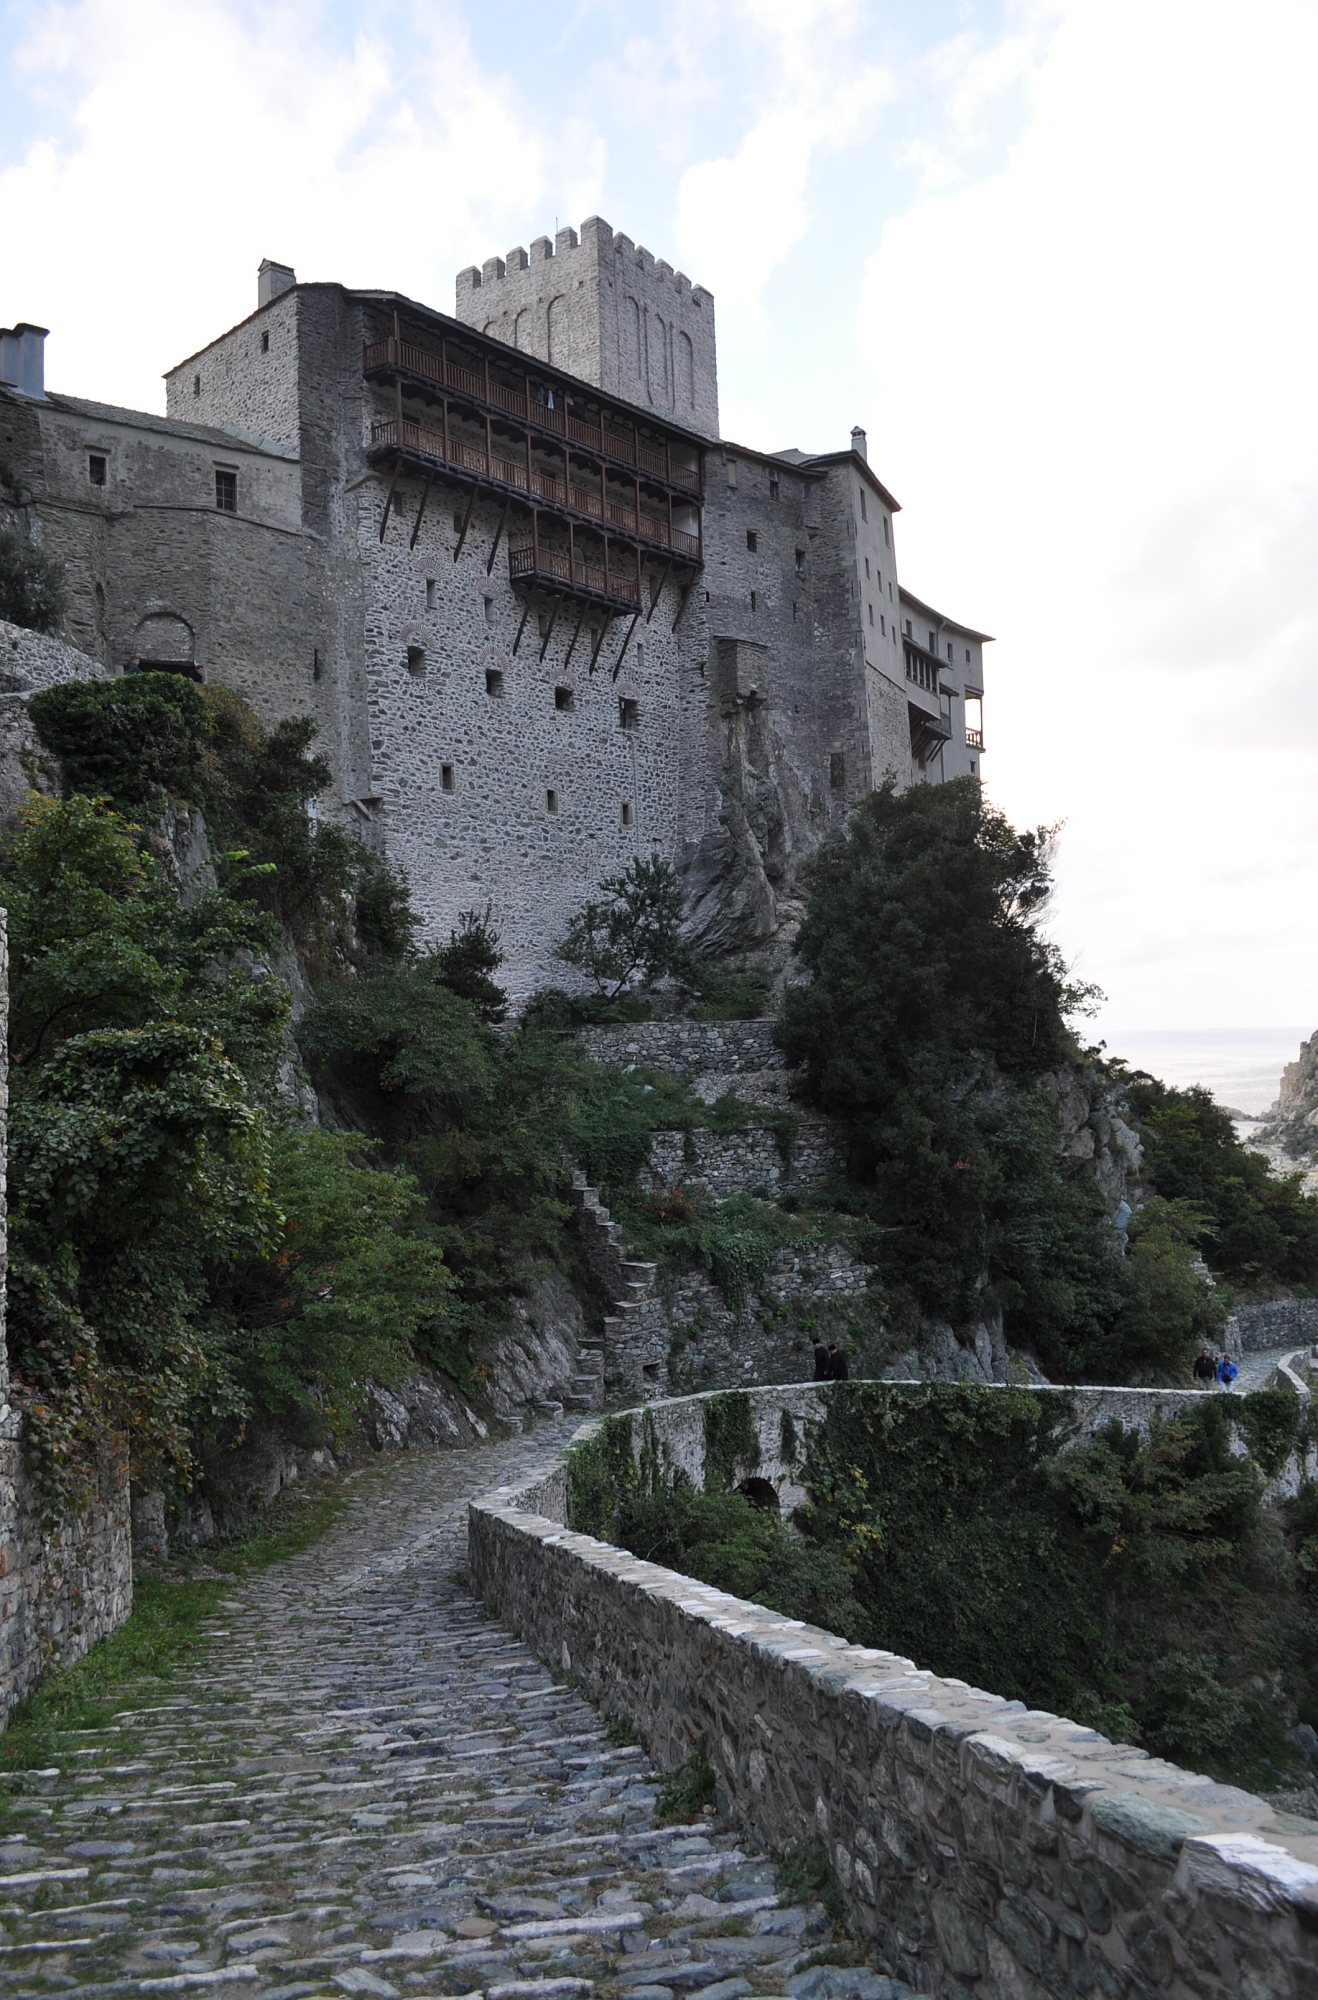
[0,221,989,991]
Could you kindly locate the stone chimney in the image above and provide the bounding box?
[258,260,296,309]
[0,324,48,400]
[850,426,868,462]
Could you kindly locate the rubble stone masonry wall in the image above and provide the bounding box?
[470,1385,1318,2000]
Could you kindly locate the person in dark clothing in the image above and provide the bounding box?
[812,1338,831,1381]
[1193,1351,1216,1383]
[828,1343,849,1381]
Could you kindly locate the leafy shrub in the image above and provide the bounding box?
[656,1740,716,1822]
[556,854,688,995]
[1124,1072,1318,1290]
[435,904,508,1022]
[30,673,211,809]
[777,778,1209,1382]
[0,524,66,632]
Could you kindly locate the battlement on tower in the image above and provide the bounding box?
[455,215,719,439]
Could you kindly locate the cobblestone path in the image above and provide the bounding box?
[0,1424,911,2000]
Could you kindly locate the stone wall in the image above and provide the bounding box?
[644,1115,846,1198]
[469,1385,1318,2000]
[1225,1297,1318,1351]
[579,1018,784,1074]
[0,913,133,1713]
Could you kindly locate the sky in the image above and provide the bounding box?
[2,0,1316,1057]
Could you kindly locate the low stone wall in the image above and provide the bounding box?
[0,1425,132,1704]
[645,1115,847,1197]
[579,1019,783,1075]
[469,1384,1318,2000]
[1226,1296,1318,1351]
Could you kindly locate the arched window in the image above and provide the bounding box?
[678,331,694,407]
[514,308,529,352]
[546,296,566,365]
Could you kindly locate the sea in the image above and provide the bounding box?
[1095,1027,1312,1117]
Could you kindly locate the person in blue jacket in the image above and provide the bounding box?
[1215,1355,1239,1389]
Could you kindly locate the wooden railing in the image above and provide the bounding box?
[904,643,941,695]
[364,338,702,491]
[371,420,698,556]
[966,727,984,749]
[509,545,641,606]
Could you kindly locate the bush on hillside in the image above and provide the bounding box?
[28,674,413,973]
[776,778,1211,1380]
[1123,1072,1318,1290]
[0,794,450,1512]
[0,524,66,633]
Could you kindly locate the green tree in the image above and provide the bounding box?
[1123,1074,1318,1290]
[556,854,688,996]
[0,793,451,1508]
[29,673,211,808]
[0,523,66,633]
[435,904,508,1022]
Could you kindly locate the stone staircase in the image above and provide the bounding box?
[572,1172,670,1399]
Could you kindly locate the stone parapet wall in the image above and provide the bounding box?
[645,1115,846,1197]
[469,1384,1318,2000]
[1226,1297,1318,1352]
[579,1019,784,1076]
[0,1430,131,1704]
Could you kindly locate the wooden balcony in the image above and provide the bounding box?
[364,337,702,493]
[510,544,641,612]
[966,727,984,749]
[370,417,699,560]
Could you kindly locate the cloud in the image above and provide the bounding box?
[859,0,1318,1029]
[0,0,554,411]
[673,5,891,327]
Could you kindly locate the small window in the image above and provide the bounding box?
[454,509,464,532]
[407,645,426,676]
[868,604,873,626]
[860,489,868,520]
[726,459,738,490]
[261,331,270,354]
[830,752,846,790]
[621,801,634,828]
[426,579,437,609]
[555,685,574,712]
[546,788,559,813]
[965,647,971,663]
[749,590,757,612]
[193,374,201,398]
[929,630,936,652]
[792,601,798,622]
[635,642,646,670]
[883,516,890,546]
[880,615,886,636]
[947,643,954,662]
[905,619,912,637]
[441,763,455,792]
[485,668,504,697]
[746,530,757,552]
[769,476,780,501]
[864,557,870,579]
[88,453,107,487]
[619,697,639,730]
[795,548,805,574]
[484,596,495,625]
[215,469,237,513]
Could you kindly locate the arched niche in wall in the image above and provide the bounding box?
[545,296,566,366]
[130,612,199,680]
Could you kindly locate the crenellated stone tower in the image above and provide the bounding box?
[456,216,719,439]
